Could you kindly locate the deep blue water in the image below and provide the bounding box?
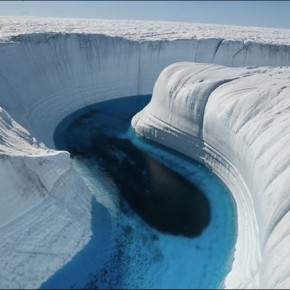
[44,95,237,289]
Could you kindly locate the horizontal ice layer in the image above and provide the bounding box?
[132,62,290,289]
[0,17,290,288]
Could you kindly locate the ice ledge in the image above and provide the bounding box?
[132,62,290,289]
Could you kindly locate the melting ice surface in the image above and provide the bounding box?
[45,95,237,289]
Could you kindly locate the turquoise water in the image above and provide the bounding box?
[43,95,237,289]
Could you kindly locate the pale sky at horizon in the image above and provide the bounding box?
[0,1,290,30]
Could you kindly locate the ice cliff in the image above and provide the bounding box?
[132,63,290,288]
[0,16,290,288]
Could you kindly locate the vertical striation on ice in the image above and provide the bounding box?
[132,62,290,289]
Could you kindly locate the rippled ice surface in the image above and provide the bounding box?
[44,95,237,289]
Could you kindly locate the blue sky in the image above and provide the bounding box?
[0,1,290,29]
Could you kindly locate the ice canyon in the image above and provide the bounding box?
[0,17,290,288]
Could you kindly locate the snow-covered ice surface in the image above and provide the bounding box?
[0,16,290,288]
[0,108,96,288]
[2,16,290,45]
[132,62,290,289]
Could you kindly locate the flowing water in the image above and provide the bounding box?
[43,95,237,289]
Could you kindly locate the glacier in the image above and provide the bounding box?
[0,16,290,288]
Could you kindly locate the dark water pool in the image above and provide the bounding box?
[48,95,236,289]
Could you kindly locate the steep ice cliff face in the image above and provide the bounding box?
[0,17,290,288]
[0,17,290,149]
[132,63,290,289]
[2,16,290,45]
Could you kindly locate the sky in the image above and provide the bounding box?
[0,1,290,30]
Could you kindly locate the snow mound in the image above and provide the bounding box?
[132,62,290,289]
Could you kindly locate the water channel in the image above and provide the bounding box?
[43,95,237,289]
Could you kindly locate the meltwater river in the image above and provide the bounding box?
[43,95,236,289]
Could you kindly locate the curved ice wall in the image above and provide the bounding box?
[0,23,290,148]
[1,17,290,288]
[132,63,290,289]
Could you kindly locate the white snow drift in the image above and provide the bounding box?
[0,17,290,288]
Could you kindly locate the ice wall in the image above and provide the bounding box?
[1,17,290,288]
[132,63,290,289]
[0,24,290,148]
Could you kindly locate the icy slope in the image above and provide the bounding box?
[0,108,100,288]
[0,17,290,288]
[132,62,290,289]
